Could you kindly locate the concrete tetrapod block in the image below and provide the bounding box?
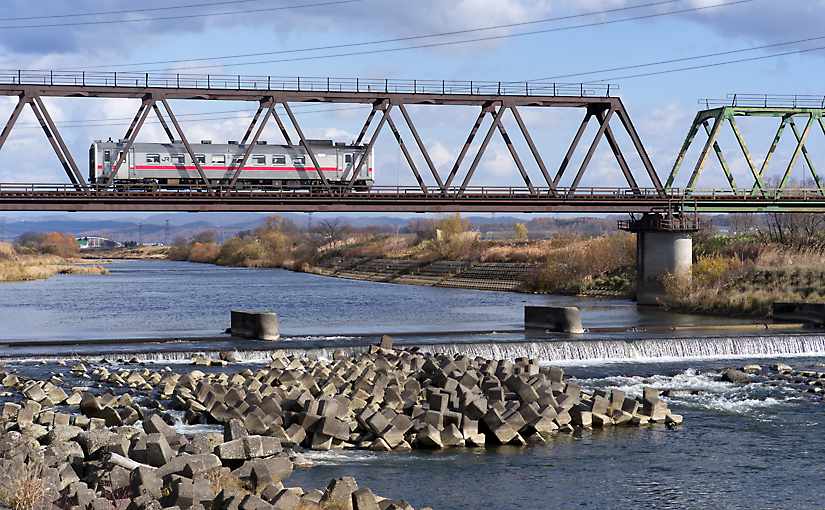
[231,310,281,341]
[524,306,584,334]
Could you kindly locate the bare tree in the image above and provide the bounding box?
[316,219,348,244]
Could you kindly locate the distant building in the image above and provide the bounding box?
[76,236,122,250]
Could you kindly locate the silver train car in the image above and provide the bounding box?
[88,139,374,188]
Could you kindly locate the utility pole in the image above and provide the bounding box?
[138,223,143,246]
[164,220,170,246]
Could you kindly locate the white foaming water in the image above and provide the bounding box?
[576,368,798,417]
[299,449,388,465]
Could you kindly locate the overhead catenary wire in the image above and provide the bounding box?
[125,0,756,72]
[0,0,360,30]
[86,0,691,70]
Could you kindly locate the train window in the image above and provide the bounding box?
[273,155,286,165]
[233,156,243,165]
[211,155,226,164]
[103,150,111,162]
[292,156,306,165]
[252,155,266,165]
[146,154,161,164]
[195,154,206,164]
[172,154,186,165]
[344,154,352,164]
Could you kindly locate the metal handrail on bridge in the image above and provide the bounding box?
[0,69,616,98]
[699,93,825,109]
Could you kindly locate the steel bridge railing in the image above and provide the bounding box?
[0,69,616,98]
[0,183,823,200]
[699,93,825,109]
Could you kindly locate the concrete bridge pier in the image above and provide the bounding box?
[619,213,699,306]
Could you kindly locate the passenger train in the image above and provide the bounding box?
[88,139,374,188]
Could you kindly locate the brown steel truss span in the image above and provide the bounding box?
[0,70,662,199]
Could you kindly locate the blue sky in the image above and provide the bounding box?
[0,0,823,196]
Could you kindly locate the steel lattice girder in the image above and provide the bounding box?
[0,83,662,195]
[667,106,825,195]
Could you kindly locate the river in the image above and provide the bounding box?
[1,260,823,508]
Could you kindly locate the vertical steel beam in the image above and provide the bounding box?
[596,108,638,194]
[104,99,152,187]
[750,114,789,195]
[493,107,535,194]
[160,97,212,190]
[728,116,766,195]
[553,111,591,187]
[229,102,275,188]
[685,111,724,192]
[701,120,737,191]
[151,103,175,143]
[778,114,813,191]
[385,112,428,193]
[282,101,331,190]
[459,104,507,194]
[567,107,614,196]
[444,106,489,189]
[241,102,265,145]
[32,96,86,189]
[397,103,445,192]
[615,103,663,194]
[509,104,555,194]
[0,95,28,151]
[789,116,824,195]
[347,104,391,188]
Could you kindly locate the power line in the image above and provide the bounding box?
[529,33,825,82]
[0,0,269,21]
[0,0,360,30]
[88,0,686,69]
[135,0,754,72]
[591,43,825,82]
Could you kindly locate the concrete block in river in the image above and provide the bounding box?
[231,310,280,341]
[524,306,584,334]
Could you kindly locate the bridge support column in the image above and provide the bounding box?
[619,213,699,306]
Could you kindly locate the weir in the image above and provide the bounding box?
[7,333,825,364]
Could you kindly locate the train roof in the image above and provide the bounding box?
[91,139,366,149]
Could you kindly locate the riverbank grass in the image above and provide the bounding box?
[0,241,108,282]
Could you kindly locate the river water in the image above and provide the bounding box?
[1,260,823,509]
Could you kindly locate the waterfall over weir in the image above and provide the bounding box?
[25,333,825,365]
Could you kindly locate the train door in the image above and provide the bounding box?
[102,149,112,179]
[343,152,354,178]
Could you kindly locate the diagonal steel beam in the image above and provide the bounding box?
[151,103,175,143]
[0,95,28,151]
[241,102,265,145]
[354,106,379,146]
[348,104,392,188]
[509,104,555,195]
[104,99,152,187]
[444,106,489,190]
[229,102,275,188]
[459,103,507,194]
[494,107,535,194]
[702,120,737,191]
[750,114,789,195]
[160,97,212,190]
[32,96,86,189]
[554,111,591,188]
[282,101,330,191]
[596,108,639,194]
[615,103,663,194]
[728,116,766,195]
[397,103,445,192]
[666,112,702,190]
[567,106,614,197]
[789,116,824,195]
[385,111,428,193]
[29,98,83,188]
[686,110,724,192]
[271,107,293,146]
[778,114,814,191]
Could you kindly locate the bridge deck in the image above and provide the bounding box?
[0,185,823,212]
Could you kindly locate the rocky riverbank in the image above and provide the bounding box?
[720,362,825,399]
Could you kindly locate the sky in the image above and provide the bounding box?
[0,0,824,202]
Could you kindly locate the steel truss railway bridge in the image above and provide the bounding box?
[1,70,824,213]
